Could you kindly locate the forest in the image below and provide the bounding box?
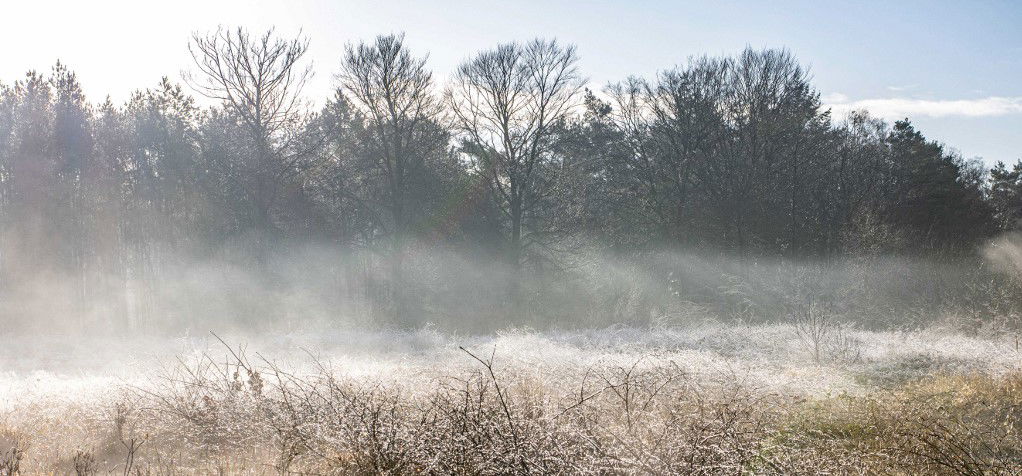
[1,29,1019,333]
[6,26,1022,475]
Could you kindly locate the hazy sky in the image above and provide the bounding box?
[3,0,1020,165]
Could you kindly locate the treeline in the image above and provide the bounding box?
[0,29,1019,329]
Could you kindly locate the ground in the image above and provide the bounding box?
[2,323,1021,474]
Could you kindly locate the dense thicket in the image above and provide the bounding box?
[0,30,1018,330]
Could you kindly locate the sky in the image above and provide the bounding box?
[2,0,1020,165]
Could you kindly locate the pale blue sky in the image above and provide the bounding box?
[3,0,1020,164]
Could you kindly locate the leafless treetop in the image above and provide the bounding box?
[186,27,311,140]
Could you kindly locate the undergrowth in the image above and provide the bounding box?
[4,334,1022,475]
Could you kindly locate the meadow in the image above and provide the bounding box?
[3,318,1022,475]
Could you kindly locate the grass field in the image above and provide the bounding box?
[2,322,1022,474]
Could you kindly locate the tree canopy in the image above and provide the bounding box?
[0,30,1017,330]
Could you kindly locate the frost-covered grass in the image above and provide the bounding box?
[2,323,1022,474]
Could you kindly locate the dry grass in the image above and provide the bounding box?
[778,373,1022,475]
[3,327,1022,475]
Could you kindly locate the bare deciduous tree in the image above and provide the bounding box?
[186,27,313,237]
[337,33,444,322]
[446,39,584,270]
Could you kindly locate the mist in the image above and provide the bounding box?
[2,23,1022,475]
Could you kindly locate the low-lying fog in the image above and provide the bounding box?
[3,235,1022,402]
